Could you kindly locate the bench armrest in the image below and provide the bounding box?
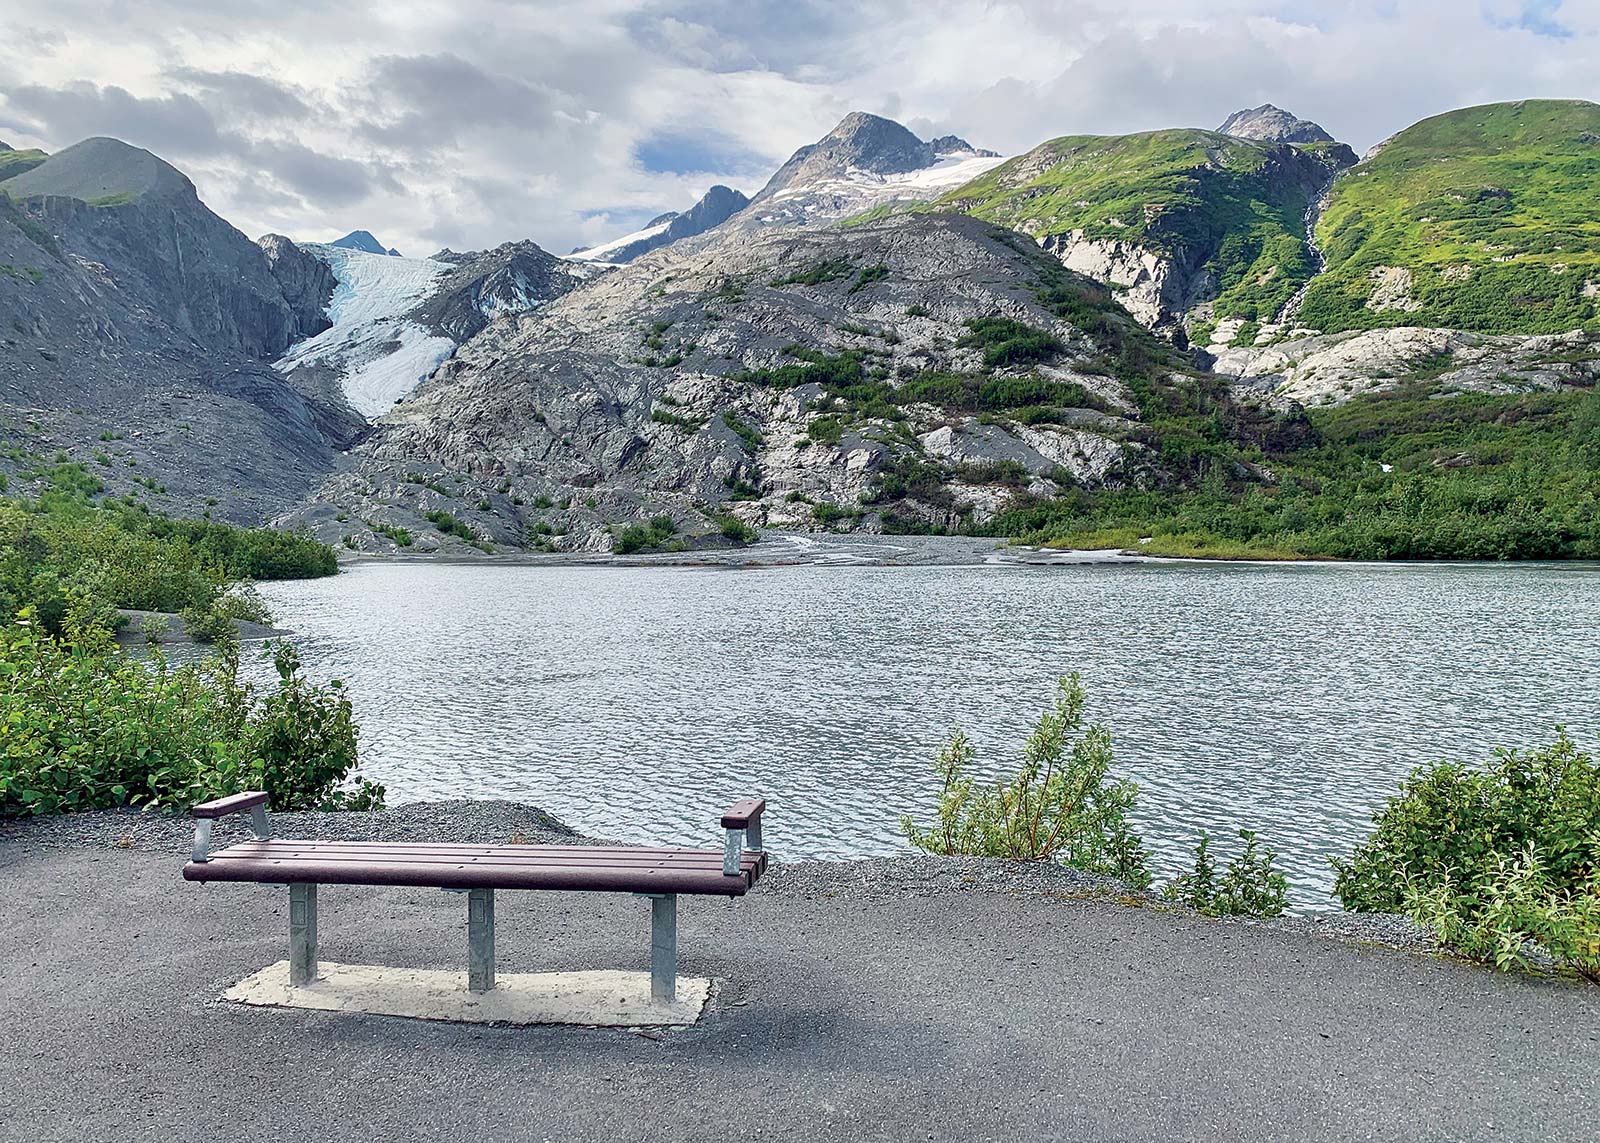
[720,797,766,875]
[720,798,765,830]
[189,791,273,863]
[192,791,270,819]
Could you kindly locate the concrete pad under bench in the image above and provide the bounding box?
[224,961,713,1026]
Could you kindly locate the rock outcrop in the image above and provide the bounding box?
[410,240,596,341]
[1212,326,1600,405]
[732,112,1006,231]
[330,230,401,256]
[0,138,358,519]
[258,233,336,340]
[6,138,305,360]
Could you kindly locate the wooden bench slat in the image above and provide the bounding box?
[184,856,757,895]
[191,791,269,819]
[211,841,738,859]
[199,848,761,873]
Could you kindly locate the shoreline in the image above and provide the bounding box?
[326,531,1600,572]
[2,799,1440,959]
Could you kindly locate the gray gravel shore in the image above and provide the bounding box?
[0,800,1453,959]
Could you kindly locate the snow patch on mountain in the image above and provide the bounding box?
[568,218,674,264]
[749,148,1007,227]
[769,149,1007,201]
[276,246,455,416]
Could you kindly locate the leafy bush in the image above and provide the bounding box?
[712,514,758,544]
[1403,846,1599,980]
[614,515,677,554]
[901,674,1150,885]
[958,317,1063,369]
[771,257,853,287]
[0,611,382,816]
[1334,732,1600,976]
[1163,830,1288,917]
[848,264,889,294]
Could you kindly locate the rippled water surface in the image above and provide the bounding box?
[257,554,1600,907]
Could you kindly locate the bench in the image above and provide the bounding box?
[183,791,768,1004]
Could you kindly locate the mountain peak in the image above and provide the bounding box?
[754,111,996,202]
[2,136,193,203]
[929,134,999,158]
[330,230,402,257]
[1217,105,1335,145]
[569,183,750,264]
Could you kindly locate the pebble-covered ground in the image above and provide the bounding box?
[2,800,1438,955]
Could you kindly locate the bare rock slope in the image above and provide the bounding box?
[294,214,1246,555]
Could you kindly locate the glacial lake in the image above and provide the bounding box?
[254,541,1600,909]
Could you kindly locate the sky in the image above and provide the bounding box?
[2,1,1598,258]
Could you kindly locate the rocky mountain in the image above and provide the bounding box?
[289,212,1300,554]
[1218,104,1332,145]
[735,112,1005,230]
[1217,105,1359,167]
[570,184,750,264]
[0,138,353,518]
[258,233,336,340]
[330,229,401,257]
[6,138,313,358]
[935,127,1350,337]
[411,240,596,340]
[274,238,593,417]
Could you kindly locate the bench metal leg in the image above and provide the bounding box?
[467,888,496,993]
[289,883,318,986]
[650,893,677,1004]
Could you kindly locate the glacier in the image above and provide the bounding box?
[276,245,456,417]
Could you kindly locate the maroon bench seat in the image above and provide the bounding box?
[184,840,767,895]
[182,792,768,1004]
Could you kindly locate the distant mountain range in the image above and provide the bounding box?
[1,98,1596,555]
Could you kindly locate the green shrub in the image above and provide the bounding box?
[423,510,476,543]
[1403,846,1599,980]
[1163,830,1288,917]
[772,258,853,287]
[958,317,1063,369]
[614,515,677,554]
[1334,732,1600,976]
[0,613,382,816]
[848,264,889,294]
[901,674,1150,884]
[712,514,757,544]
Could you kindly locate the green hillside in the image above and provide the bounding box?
[1300,100,1600,335]
[0,147,48,182]
[936,129,1344,326]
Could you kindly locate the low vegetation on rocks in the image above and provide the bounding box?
[1301,100,1600,337]
[997,383,1600,560]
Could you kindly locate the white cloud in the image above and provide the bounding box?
[1,0,1596,256]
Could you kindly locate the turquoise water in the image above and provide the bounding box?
[256,554,1600,908]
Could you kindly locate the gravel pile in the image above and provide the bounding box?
[0,800,592,856]
[2,801,1440,956]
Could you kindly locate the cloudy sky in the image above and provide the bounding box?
[3,1,1597,257]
